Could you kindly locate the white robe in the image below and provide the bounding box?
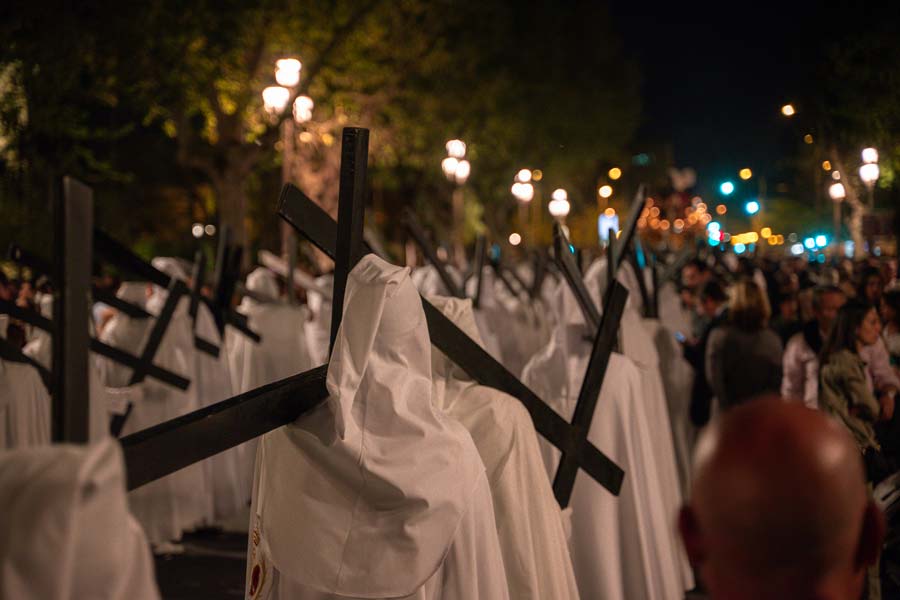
[0,358,51,449]
[246,256,509,600]
[303,274,334,367]
[0,438,160,600]
[429,295,580,600]
[194,302,244,521]
[228,267,316,498]
[521,281,692,600]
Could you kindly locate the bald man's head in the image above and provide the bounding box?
[679,397,884,600]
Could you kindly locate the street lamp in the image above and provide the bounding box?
[739,168,752,180]
[262,86,290,115]
[862,147,878,164]
[548,189,570,221]
[781,104,796,117]
[275,58,302,87]
[828,182,846,201]
[442,140,470,263]
[511,182,534,202]
[293,95,314,123]
[720,181,735,195]
[598,185,613,199]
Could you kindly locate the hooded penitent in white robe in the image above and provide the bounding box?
[521,281,692,600]
[97,282,184,544]
[584,258,693,593]
[246,255,509,600]
[0,438,161,600]
[429,295,579,600]
[0,314,51,449]
[147,257,214,532]
[229,267,316,498]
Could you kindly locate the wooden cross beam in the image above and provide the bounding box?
[530,250,547,299]
[648,252,660,319]
[128,278,189,387]
[330,127,370,354]
[0,298,189,391]
[278,183,625,497]
[402,208,466,299]
[52,177,92,443]
[123,365,329,490]
[626,248,652,318]
[553,223,601,332]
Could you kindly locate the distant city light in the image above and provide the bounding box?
[532,169,543,181]
[720,181,735,195]
[822,160,831,171]
[191,223,204,239]
[831,171,841,181]
[760,227,772,238]
[739,168,753,180]
[859,163,880,185]
[274,58,302,87]
[804,237,816,250]
[803,134,814,144]
[262,86,290,114]
[734,243,747,254]
[608,167,622,180]
[598,185,613,198]
[815,235,827,248]
[791,243,805,255]
[716,204,727,215]
[745,200,760,215]
[707,221,721,233]
[551,188,568,202]
[508,232,522,246]
[511,182,534,202]
[515,168,532,183]
[204,224,216,236]
[781,104,796,117]
[604,207,616,217]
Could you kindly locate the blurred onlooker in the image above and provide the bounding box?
[770,290,801,345]
[685,279,729,426]
[819,301,896,483]
[0,271,13,302]
[880,289,900,367]
[857,266,884,307]
[706,280,783,411]
[782,285,846,408]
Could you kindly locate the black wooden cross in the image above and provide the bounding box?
[547,185,648,507]
[0,298,189,392]
[402,209,466,299]
[187,251,221,358]
[278,182,625,497]
[0,332,52,388]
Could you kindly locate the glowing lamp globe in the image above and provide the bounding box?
[445,139,466,159]
[859,163,879,185]
[262,86,290,115]
[862,148,878,164]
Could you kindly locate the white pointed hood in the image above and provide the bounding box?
[246,267,280,303]
[0,439,160,600]
[255,255,484,597]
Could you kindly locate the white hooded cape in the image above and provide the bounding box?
[521,280,692,600]
[0,438,160,600]
[429,295,580,600]
[246,255,509,600]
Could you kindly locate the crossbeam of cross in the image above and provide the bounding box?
[402,209,466,299]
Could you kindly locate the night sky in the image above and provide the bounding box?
[608,2,863,189]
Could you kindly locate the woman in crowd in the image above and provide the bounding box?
[819,301,895,482]
[858,266,885,308]
[706,279,783,412]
